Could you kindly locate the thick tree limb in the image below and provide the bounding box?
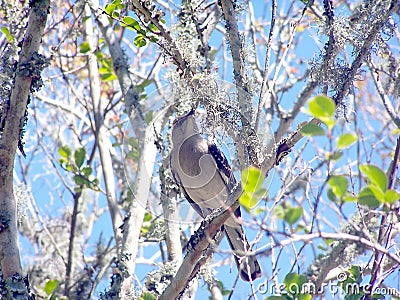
[0,0,49,277]
[0,0,49,298]
[333,0,398,106]
[160,186,242,300]
[219,0,262,167]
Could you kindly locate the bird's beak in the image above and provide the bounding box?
[186,108,195,116]
[173,108,195,125]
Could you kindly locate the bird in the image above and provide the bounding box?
[170,109,261,282]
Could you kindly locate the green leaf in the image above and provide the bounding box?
[328,175,348,198]
[74,147,86,168]
[122,16,141,31]
[99,56,114,74]
[284,272,307,295]
[139,292,157,300]
[1,26,14,42]
[59,157,68,165]
[368,184,385,203]
[122,16,137,25]
[371,294,385,299]
[265,297,288,300]
[343,194,357,202]
[284,206,303,225]
[149,36,159,43]
[73,174,84,185]
[59,146,72,158]
[101,72,117,81]
[148,23,158,32]
[134,35,147,47]
[95,50,104,59]
[143,212,153,222]
[359,164,387,192]
[44,279,59,296]
[337,133,357,149]
[384,189,400,204]
[327,151,343,161]
[239,192,258,212]
[79,41,91,53]
[104,3,116,15]
[327,188,337,202]
[311,95,336,116]
[348,265,361,282]
[338,266,362,298]
[300,123,326,136]
[82,166,92,177]
[298,295,312,300]
[241,166,264,193]
[358,187,380,209]
[92,178,99,186]
[73,174,91,187]
[136,79,152,93]
[144,111,154,125]
[99,56,117,81]
[303,95,336,129]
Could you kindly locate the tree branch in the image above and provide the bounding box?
[0,0,49,278]
[259,230,400,267]
[369,63,400,128]
[83,3,123,251]
[255,0,277,131]
[333,0,398,106]
[160,185,242,300]
[219,0,261,167]
[0,0,49,298]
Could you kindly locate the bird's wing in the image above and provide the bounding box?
[207,142,237,186]
[170,154,206,218]
[207,142,241,218]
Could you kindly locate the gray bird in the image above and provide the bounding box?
[170,109,261,281]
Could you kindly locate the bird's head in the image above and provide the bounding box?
[172,109,199,145]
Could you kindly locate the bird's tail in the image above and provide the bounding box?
[224,225,261,282]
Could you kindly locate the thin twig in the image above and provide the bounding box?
[368,63,400,128]
[255,0,277,131]
[257,232,400,265]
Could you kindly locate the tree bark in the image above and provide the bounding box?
[0,0,50,281]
